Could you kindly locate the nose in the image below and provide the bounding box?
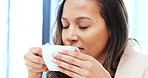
[66,26,79,43]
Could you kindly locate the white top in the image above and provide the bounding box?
[115,41,148,78]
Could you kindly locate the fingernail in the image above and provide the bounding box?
[76,47,80,52]
[58,49,63,53]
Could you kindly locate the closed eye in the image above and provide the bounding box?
[62,26,69,29]
[79,26,89,29]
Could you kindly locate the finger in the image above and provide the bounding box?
[75,47,81,53]
[27,66,45,72]
[25,59,47,69]
[51,58,83,76]
[44,68,50,72]
[58,49,91,61]
[29,47,42,57]
[52,52,84,68]
[24,52,45,64]
[57,66,83,78]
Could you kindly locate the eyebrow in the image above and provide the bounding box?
[76,17,92,20]
[61,16,92,21]
[61,17,67,20]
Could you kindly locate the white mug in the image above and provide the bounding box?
[42,45,76,71]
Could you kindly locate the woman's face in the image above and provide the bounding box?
[61,0,110,60]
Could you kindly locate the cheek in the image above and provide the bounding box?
[83,27,109,56]
[84,27,109,45]
[61,31,66,43]
[85,31,109,47]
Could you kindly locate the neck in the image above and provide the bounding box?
[98,59,105,65]
[96,52,107,65]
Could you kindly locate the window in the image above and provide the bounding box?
[124,0,148,54]
[0,0,43,78]
[0,0,8,78]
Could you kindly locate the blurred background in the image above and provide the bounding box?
[0,0,148,78]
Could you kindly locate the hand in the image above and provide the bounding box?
[51,48,111,78]
[24,43,50,78]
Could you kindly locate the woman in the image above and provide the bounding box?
[24,0,148,78]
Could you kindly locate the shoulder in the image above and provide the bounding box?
[115,41,148,78]
[127,50,148,64]
[121,41,148,66]
[131,51,148,78]
[122,42,148,67]
[142,65,148,78]
[119,49,148,72]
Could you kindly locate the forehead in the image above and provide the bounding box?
[62,0,101,19]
